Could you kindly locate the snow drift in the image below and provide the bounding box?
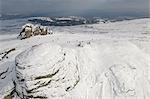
[14,42,150,99]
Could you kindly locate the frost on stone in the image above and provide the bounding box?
[15,43,80,98]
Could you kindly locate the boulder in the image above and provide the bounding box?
[15,43,79,99]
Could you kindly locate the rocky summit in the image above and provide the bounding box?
[18,23,53,40]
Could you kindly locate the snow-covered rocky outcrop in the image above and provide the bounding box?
[0,18,150,99]
[13,42,150,99]
[18,23,53,40]
[15,43,80,99]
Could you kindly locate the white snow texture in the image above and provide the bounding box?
[0,18,150,99]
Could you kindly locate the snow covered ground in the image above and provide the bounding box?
[0,18,150,99]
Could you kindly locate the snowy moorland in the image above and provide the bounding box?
[0,18,150,99]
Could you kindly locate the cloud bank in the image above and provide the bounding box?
[1,0,149,17]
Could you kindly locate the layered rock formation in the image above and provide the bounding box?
[15,43,80,99]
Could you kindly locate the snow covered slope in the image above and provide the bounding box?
[0,18,150,99]
[15,42,150,99]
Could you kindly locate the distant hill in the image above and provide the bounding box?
[28,16,101,26]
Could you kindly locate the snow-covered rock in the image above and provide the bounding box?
[18,23,53,39]
[15,43,80,99]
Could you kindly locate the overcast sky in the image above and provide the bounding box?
[0,0,149,17]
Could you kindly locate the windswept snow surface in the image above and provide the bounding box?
[0,18,150,99]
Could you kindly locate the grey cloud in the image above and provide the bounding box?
[0,0,149,17]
